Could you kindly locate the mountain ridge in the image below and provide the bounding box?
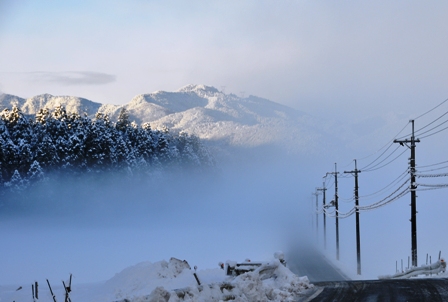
[1,85,366,161]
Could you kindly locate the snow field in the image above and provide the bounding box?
[0,256,312,302]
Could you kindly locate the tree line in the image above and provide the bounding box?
[0,105,214,192]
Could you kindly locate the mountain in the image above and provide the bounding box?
[110,85,322,153]
[0,94,26,111]
[0,85,334,159]
[20,94,102,116]
[0,93,102,116]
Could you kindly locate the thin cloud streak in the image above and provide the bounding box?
[29,71,116,86]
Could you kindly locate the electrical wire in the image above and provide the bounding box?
[317,98,448,217]
[358,178,410,211]
[395,98,448,140]
[323,208,336,216]
[417,187,446,192]
[360,142,397,171]
[414,111,448,135]
[340,195,355,203]
[357,121,410,166]
[339,174,353,179]
[417,183,448,188]
[362,147,408,172]
[359,188,410,211]
[414,97,448,120]
[419,124,448,139]
[335,207,356,219]
[417,172,448,178]
[414,118,448,137]
[417,165,448,173]
[325,178,335,191]
[418,160,448,169]
[323,180,410,219]
[358,168,409,200]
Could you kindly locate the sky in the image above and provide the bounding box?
[1,0,448,120]
[2,0,448,286]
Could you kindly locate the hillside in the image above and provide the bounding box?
[0,85,327,158]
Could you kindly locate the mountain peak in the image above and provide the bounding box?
[177,84,220,95]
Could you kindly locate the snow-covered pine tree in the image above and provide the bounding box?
[176,132,201,166]
[35,108,50,125]
[64,112,87,172]
[5,169,27,192]
[116,108,130,132]
[0,104,214,190]
[27,160,46,183]
[0,106,35,178]
[33,132,59,169]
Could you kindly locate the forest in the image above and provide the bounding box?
[0,105,214,193]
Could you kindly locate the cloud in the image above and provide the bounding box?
[31,71,116,86]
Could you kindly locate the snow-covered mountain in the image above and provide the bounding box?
[0,85,326,157]
[0,93,101,116]
[0,93,26,111]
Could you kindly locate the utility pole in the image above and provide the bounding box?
[313,190,320,237]
[317,182,327,249]
[344,159,362,275]
[394,120,420,267]
[326,163,340,260]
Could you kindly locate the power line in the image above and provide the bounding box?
[414,110,448,135]
[360,188,410,211]
[414,97,448,120]
[358,168,409,200]
[415,118,448,137]
[417,172,448,178]
[360,143,397,170]
[323,178,410,218]
[396,98,448,140]
[417,183,448,188]
[358,178,410,211]
[362,148,408,172]
[358,121,410,168]
[418,160,448,169]
[419,124,448,139]
[417,164,448,173]
[324,187,409,218]
[417,186,448,192]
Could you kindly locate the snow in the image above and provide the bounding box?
[0,256,313,302]
[0,85,320,159]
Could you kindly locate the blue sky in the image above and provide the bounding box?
[2,0,448,284]
[1,0,448,119]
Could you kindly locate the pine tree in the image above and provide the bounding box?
[27,160,46,183]
[0,104,215,190]
[116,108,130,132]
[5,169,27,192]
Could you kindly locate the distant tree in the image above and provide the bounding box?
[5,169,27,192]
[35,108,50,125]
[52,104,67,121]
[0,105,215,192]
[27,160,46,183]
[116,108,130,132]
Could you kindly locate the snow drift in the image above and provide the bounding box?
[83,257,313,302]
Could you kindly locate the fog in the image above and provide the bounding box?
[2,0,448,288]
[2,98,448,285]
[0,149,315,285]
[3,102,448,285]
[313,106,448,280]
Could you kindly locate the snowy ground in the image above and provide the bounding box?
[0,255,313,302]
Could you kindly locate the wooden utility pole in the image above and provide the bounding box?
[394,120,420,267]
[317,182,327,249]
[326,163,340,260]
[313,190,320,236]
[344,159,362,275]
